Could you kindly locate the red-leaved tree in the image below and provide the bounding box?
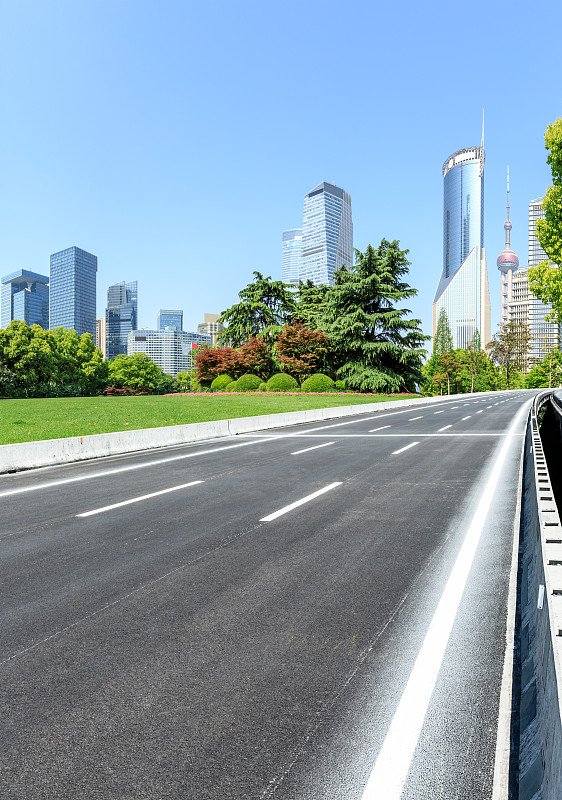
[195,347,241,382]
[237,337,275,380]
[275,324,330,379]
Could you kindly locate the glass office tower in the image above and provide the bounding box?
[432,146,491,349]
[49,246,97,337]
[300,182,352,286]
[157,310,183,331]
[1,269,49,329]
[281,229,303,286]
[105,281,138,360]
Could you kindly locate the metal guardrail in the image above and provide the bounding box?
[517,391,562,799]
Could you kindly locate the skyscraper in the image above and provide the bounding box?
[497,168,520,327]
[281,229,303,286]
[197,313,224,345]
[49,246,97,337]
[105,281,138,360]
[432,141,491,349]
[157,309,183,331]
[300,182,352,286]
[1,269,49,329]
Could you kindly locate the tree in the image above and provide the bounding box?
[424,308,454,391]
[294,280,331,329]
[464,330,483,393]
[438,352,460,395]
[486,321,532,390]
[433,307,454,357]
[218,272,296,347]
[237,337,275,380]
[525,347,562,388]
[528,117,562,321]
[320,241,428,392]
[275,323,330,379]
[108,353,173,392]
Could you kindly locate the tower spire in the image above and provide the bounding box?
[481,109,484,149]
[505,166,511,248]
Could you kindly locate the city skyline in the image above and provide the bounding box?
[1,2,560,342]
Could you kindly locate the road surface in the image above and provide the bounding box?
[0,391,535,798]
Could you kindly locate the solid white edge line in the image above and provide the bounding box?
[260,482,342,522]
[391,442,419,455]
[76,480,204,517]
[491,415,526,799]
[291,442,335,455]
[360,400,530,800]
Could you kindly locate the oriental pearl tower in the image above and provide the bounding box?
[497,167,520,325]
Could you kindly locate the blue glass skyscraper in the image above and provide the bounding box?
[49,246,97,337]
[300,182,353,286]
[105,281,138,359]
[157,309,183,331]
[432,144,491,349]
[281,229,303,286]
[1,269,49,329]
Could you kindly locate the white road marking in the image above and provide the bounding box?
[260,482,342,522]
[434,411,444,414]
[408,416,423,421]
[369,425,391,432]
[451,406,459,409]
[462,416,471,420]
[0,437,284,498]
[76,480,204,517]
[477,410,483,414]
[487,406,493,408]
[391,442,419,455]
[360,400,530,800]
[437,425,452,432]
[290,442,335,455]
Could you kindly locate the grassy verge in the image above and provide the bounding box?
[0,392,418,445]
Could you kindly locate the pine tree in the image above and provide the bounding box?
[321,240,428,392]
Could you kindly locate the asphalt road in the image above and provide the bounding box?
[0,390,537,799]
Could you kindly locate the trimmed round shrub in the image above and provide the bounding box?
[301,373,335,393]
[211,374,234,391]
[266,373,299,392]
[334,380,347,391]
[258,382,268,392]
[235,373,262,392]
[225,381,238,392]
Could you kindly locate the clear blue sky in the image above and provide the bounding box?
[1,0,561,343]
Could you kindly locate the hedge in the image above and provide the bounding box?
[234,374,262,391]
[266,373,299,392]
[211,374,234,391]
[300,373,335,393]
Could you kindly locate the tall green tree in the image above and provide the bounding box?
[486,321,532,390]
[218,272,296,347]
[433,307,454,357]
[108,353,173,392]
[294,280,331,329]
[321,241,428,392]
[528,117,562,320]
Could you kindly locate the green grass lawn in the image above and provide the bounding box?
[0,392,418,445]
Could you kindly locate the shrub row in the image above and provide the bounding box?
[203,372,337,393]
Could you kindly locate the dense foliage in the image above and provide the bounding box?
[218,272,296,347]
[108,353,175,393]
[528,117,562,321]
[486,321,532,390]
[0,321,108,397]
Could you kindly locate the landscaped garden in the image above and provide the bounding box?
[0,392,417,445]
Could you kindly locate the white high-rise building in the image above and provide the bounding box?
[127,329,211,377]
[432,139,491,350]
[299,182,352,286]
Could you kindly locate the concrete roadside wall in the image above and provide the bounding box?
[517,393,562,800]
[0,391,491,474]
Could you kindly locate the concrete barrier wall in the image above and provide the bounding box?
[517,393,562,800]
[0,391,490,474]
